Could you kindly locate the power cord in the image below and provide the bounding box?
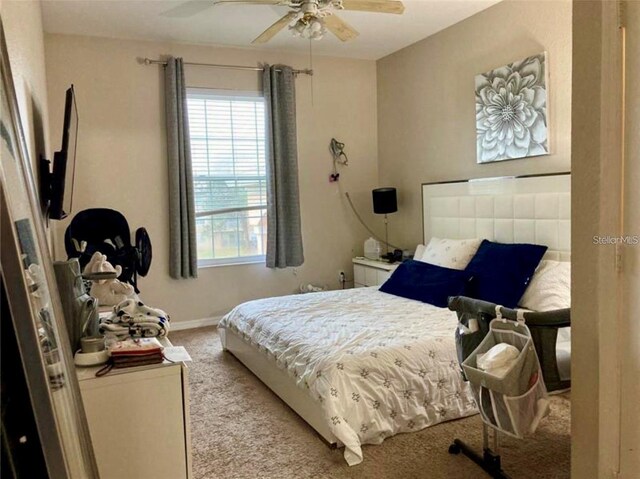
[344,192,403,251]
[330,138,349,166]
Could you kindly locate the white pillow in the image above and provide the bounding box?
[519,260,571,312]
[419,238,482,270]
[414,244,427,261]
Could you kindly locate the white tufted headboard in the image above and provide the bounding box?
[422,173,570,261]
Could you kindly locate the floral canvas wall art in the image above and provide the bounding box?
[475,52,549,164]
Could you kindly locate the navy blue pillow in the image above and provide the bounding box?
[379,260,473,308]
[464,240,547,308]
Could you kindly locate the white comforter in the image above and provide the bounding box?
[218,287,477,465]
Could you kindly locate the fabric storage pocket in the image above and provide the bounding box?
[504,373,549,438]
[475,374,549,439]
[462,328,533,397]
[476,386,518,436]
[456,329,484,377]
[476,385,495,425]
[462,312,550,439]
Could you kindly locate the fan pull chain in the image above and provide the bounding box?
[309,37,314,106]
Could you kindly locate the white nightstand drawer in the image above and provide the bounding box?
[352,258,398,288]
[354,264,366,287]
[377,269,393,285]
[364,266,379,286]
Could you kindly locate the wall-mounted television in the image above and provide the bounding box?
[40,84,78,220]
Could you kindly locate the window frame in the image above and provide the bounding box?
[187,88,268,268]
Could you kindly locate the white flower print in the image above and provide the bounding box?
[475,53,548,163]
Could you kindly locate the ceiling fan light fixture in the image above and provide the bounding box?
[289,17,326,40]
[230,0,405,45]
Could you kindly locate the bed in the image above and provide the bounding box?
[219,173,571,465]
[219,286,477,465]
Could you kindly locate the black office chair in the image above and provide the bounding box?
[64,208,152,293]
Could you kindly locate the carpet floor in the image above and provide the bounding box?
[171,326,570,479]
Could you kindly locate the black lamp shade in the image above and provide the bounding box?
[372,188,398,214]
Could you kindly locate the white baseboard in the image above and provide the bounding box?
[171,316,221,331]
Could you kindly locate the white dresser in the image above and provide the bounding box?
[352,257,399,287]
[76,339,192,479]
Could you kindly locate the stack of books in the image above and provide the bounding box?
[108,338,164,368]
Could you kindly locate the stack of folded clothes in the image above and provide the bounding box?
[100,299,170,339]
[108,338,164,368]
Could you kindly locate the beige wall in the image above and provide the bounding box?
[2,0,51,177]
[44,34,378,323]
[377,0,572,248]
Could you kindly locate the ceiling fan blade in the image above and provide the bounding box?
[215,0,288,4]
[323,14,359,42]
[160,0,214,18]
[341,0,405,14]
[252,12,298,44]
[161,0,287,17]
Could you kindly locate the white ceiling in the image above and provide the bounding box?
[41,0,501,60]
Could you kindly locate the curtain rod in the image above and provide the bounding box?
[142,57,313,76]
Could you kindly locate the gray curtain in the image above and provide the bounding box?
[165,57,197,279]
[263,64,304,268]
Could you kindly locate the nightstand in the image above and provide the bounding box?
[77,319,192,479]
[352,257,399,287]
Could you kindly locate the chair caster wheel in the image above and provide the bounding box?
[448,443,461,455]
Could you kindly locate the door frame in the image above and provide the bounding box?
[571,1,627,478]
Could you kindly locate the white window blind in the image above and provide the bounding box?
[187,89,267,266]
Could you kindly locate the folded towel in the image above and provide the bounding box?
[100,300,170,339]
[98,323,130,340]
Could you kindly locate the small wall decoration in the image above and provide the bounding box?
[475,52,549,164]
[328,138,348,182]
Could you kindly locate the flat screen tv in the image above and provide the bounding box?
[41,84,78,220]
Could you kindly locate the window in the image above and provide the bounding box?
[187,89,267,266]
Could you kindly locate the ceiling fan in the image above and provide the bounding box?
[161,0,405,43]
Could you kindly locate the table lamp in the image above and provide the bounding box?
[372,187,398,257]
